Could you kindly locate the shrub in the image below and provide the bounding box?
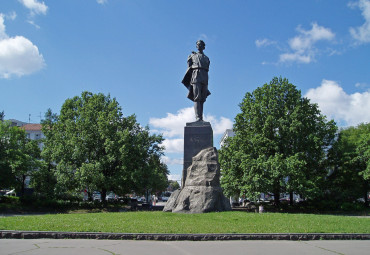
[0,196,20,204]
[340,202,364,211]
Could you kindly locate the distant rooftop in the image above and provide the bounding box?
[8,119,27,127]
[21,124,42,131]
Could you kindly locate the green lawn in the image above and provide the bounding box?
[1,211,369,233]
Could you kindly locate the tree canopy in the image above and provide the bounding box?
[219,77,337,205]
[41,91,168,201]
[0,119,41,195]
[327,123,370,205]
[168,180,180,191]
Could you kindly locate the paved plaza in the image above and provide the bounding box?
[0,239,369,255]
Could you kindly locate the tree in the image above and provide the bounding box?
[0,120,41,195]
[31,109,59,198]
[0,119,16,189]
[357,128,370,181]
[42,91,168,202]
[119,123,169,201]
[219,77,337,205]
[327,123,370,206]
[168,180,180,191]
[11,137,41,196]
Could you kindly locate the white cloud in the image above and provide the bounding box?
[279,23,335,64]
[0,15,6,39]
[279,53,312,64]
[305,80,370,126]
[19,0,48,16]
[349,0,370,44]
[97,0,108,5]
[0,36,45,78]
[355,82,370,88]
[167,174,181,181]
[161,156,183,165]
[162,139,184,154]
[150,107,233,138]
[0,14,45,78]
[199,34,208,41]
[27,20,40,29]
[255,38,276,48]
[150,107,233,155]
[204,115,233,135]
[7,12,17,21]
[149,107,194,138]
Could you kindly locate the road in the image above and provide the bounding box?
[0,239,369,255]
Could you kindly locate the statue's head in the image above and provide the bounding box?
[196,40,205,51]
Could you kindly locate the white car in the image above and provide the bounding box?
[5,189,16,196]
[93,192,101,201]
[106,192,116,202]
[161,196,169,202]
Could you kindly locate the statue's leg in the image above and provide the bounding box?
[196,83,207,121]
[194,102,202,121]
[193,83,203,121]
[199,101,204,120]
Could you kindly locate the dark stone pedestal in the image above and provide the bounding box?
[182,121,213,187]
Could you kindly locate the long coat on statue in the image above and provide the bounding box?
[181,52,211,102]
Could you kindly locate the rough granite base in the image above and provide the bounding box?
[164,147,231,213]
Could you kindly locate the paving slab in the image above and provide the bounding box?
[1,239,370,255]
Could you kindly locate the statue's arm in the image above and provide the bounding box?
[187,52,196,67]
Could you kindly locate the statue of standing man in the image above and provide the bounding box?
[182,40,211,121]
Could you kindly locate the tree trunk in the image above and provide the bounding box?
[101,188,107,204]
[289,191,294,206]
[21,175,26,197]
[88,191,93,202]
[274,191,280,207]
[364,192,368,207]
[47,164,51,197]
[364,183,368,207]
[145,189,150,204]
[273,180,280,207]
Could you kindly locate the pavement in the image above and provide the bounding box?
[1,239,370,255]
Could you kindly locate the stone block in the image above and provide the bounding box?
[182,121,213,186]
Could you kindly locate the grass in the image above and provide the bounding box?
[0,211,369,234]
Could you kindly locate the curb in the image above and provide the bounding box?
[1,231,370,241]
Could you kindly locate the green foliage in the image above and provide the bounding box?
[30,109,59,198]
[168,180,180,191]
[30,161,57,199]
[0,120,42,193]
[0,195,20,205]
[0,211,369,234]
[0,120,16,189]
[327,123,370,204]
[340,202,365,212]
[219,77,337,203]
[42,92,168,201]
[356,128,370,180]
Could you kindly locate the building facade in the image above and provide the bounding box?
[21,124,44,150]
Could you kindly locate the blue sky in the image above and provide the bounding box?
[1,0,369,181]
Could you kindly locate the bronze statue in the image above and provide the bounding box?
[182,40,211,121]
